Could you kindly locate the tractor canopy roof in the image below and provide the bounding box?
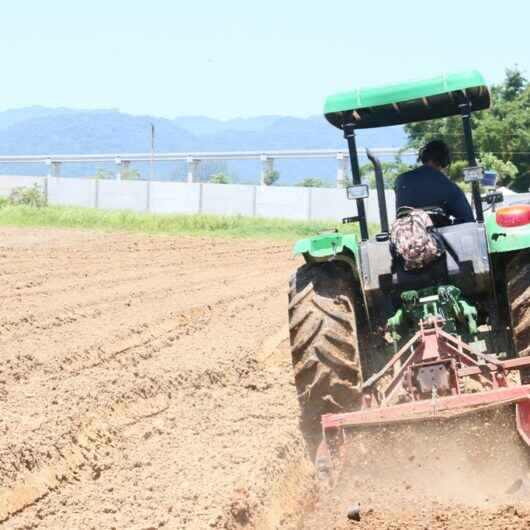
[324,70,490,130]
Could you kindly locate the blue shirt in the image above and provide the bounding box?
[394,166,474,224]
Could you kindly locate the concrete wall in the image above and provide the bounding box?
[308,188,357,221]
[47,177,97,208]
[150,182,201,214]
[256,186,310,220]
[0,175,394,223]
[202,183,255,216]
[98,180,149,211]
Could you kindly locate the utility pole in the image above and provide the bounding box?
[150,123,155,181]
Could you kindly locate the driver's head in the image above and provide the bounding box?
[419,140,451,170]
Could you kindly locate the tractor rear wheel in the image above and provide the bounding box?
[506,250,530,382]
[288,262,363,433]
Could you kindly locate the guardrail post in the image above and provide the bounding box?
[336,153,348,188]
[46,159,61,178]
[187,157,200,183]
[115,158,130,181]
[260,155,274,186]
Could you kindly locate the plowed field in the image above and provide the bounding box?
[0,228,312,530]
[1,227,530,530]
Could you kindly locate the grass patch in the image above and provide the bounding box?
[0,205,377,240]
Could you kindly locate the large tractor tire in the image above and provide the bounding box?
[288,262,363,433]
[506,250,530,382]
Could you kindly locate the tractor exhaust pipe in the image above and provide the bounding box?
[366,149,390,235]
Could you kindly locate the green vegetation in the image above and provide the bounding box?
[94,169,114,180]
[263,169,280,186]
[406,67,530,191]
[360,156,411,189]
[121,167,141,180]
[339,155,411,189]
[3,183,47,207]
[209,171,232,184]
[296,177,329,188]
[0,204,375,239]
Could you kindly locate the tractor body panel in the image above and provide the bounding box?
[486,213,530,254]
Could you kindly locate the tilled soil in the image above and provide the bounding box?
[302,410,530,529]
[2,227,530,530]
[0,228,313,530]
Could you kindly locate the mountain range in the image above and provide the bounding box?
[0,106,409,185]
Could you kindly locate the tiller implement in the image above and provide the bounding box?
[316,312,530,479]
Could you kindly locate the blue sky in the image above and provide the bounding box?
[1,0,528,119]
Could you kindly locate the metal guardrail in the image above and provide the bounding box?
[0,148,417,186]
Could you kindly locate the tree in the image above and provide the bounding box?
[263,169,280,186]
[478,153,518,185]
[209,171,231,184]
[502,66,527,102]
[405,67,530,191]
[359,156,411,189]
[296,177,328,187]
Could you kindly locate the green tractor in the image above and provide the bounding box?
[288,71,530,468]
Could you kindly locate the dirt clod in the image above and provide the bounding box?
[346,503,361,521]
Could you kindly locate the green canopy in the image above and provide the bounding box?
[324,70,490,130]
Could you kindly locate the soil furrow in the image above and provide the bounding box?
[0,228,308,530]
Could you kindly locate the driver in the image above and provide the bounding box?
[394,140,474,224]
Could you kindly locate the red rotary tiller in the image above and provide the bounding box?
[316,317,530,479]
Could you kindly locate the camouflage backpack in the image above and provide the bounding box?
[390,208,443,271]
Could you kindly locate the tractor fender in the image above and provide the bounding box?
[293,232,359,273]
[486,215,530,254]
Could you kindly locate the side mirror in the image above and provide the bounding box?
[346,184,369,200]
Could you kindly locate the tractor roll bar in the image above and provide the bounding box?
[342,112,369,241]
[458,94,484,223]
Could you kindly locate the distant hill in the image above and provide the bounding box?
[0,107,409,185]
[173,115,283,135]
[0,106,117,131]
